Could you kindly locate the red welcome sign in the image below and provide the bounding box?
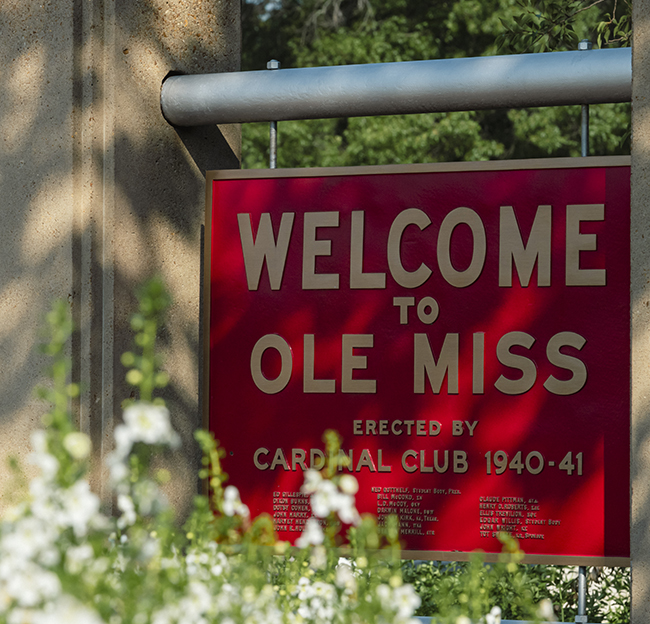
[206,158,630,564]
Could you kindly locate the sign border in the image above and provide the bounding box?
[203,156,631,565]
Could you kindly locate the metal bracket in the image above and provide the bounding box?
[161,48,631,126]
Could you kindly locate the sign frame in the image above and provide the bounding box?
[204,156,631,566]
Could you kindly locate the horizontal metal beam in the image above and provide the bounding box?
[161,48,631,127]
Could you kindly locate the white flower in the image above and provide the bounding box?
[1,517,57,561]
[183,580,212,615]
[214,582,237,612]
[309,545,327,570]
[141,536,161,562]
[295,518,324,548]
[28,431,59,480]
[310,480,340,518]
[122,403,180,448]
[32,595,105,624]
[210,552,229,577]
[223,486,250,518]
[336,493,361,525]
[186,551,209,578]
[117,494,136,529]
[30,430,48,455]
[376,584,392,608]
[6,562,61,607]
[296,576,312,601]
[28,478,59,524]
[65,544,94,575]
[537,599,554,621]
[301,470,322,494]
[7,608,35,624]
[63,432,91,460]
[308,478,360,525]
[335,561,357,594]
[59,480,100,537]
[484,605,502,624]
[112,424,134,461]
[312,581,335,601]
[393,584,421,618]
[38,548,60,567]
[338,474,359,495]
[108,460,129,486]
[297,603,312,620]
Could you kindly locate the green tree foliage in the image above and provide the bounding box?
[497,0,631,53]
[241,0,630,168]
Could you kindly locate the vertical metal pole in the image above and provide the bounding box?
[576,566,588,623]
[578,40,593,157]
[267,59,281,168]
[269,120,278,169]
[581,103,589,156]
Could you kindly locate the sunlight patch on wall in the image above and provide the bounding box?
[0,44,46,152]
[20,183,74,266]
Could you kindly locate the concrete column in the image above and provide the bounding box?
[632,0,650,620]
[0,0,240,513]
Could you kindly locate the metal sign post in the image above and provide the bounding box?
[576,565,588,623]
[577,40,592,623]
[267,59,280,169]
[579,40,593,158]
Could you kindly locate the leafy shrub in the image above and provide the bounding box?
[0,278,598,623]
[403,559,630,623]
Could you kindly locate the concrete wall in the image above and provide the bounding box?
[632,0,650,620]
[0,0,240,513]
